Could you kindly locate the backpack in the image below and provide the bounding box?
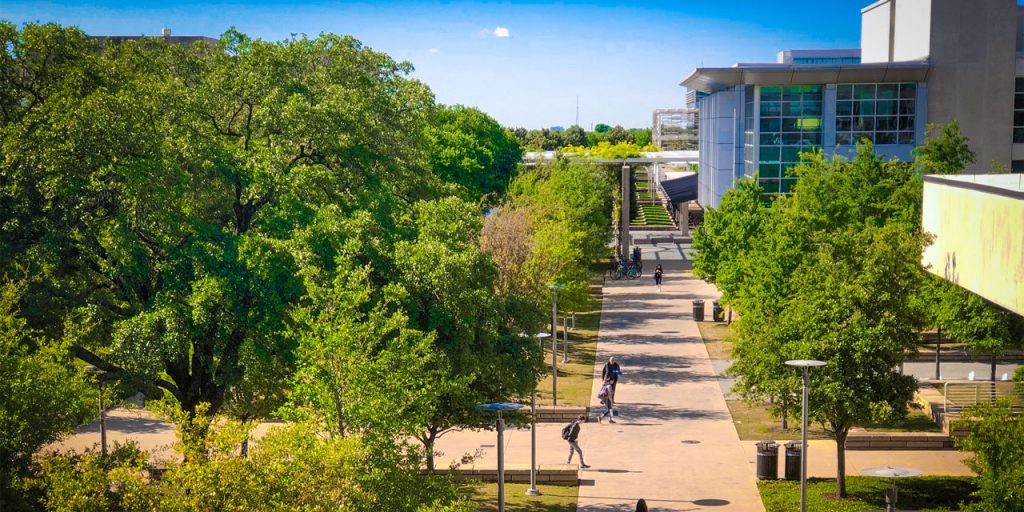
[561,422,573,440]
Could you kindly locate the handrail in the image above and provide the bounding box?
[943,380,1024,414]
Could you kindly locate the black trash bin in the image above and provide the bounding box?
[692,299,705,321]
[755,440,778,480]
[712,301,725,322]
[784,441,802,481]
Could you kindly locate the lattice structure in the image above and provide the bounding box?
[651,108,698,150]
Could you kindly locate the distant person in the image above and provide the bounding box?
[561,415,590,468]
[635,499,649,512]
[654,264,664,291]
[597,378,615,423]
[601,356,622,402]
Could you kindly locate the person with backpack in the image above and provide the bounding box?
[601,356,622,403]
[597,378,615,423]
[561,415,589,468]
[654,264,664,292]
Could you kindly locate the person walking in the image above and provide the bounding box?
[563,415,590,468]
[654,264,664,292]
[601,356,622,403]
[597,378,615,423]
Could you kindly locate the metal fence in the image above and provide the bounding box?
[943,380,1024,414]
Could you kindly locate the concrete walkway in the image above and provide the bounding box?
[574,260,764,511]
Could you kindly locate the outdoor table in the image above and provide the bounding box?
[860,466,923,512]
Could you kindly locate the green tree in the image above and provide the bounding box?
[0,24,437,436]
[593,123,610,133]
[692,178,765,302]
[562,125,587,147]
[606,125,631,144]
[426,104,523,201]
[726,145,925,498]
[914,120,975,175]
[955,400,1024,512]
[932,280,1024,382]
[629,128,652,146]
[395,198,544,471]
[0,282,94,509]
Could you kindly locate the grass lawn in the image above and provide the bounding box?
[696,321,733,359]
[631,204,673,227]
[467,482,577,512]
[536,273,602,407]
[759,476,976,512]
[727,400,832,440]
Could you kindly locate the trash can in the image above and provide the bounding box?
[755,440,778,480]
[692,299,705,321]
[712,301,725,322]
[784,441,802,481]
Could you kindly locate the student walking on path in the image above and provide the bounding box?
[654,264,664,292]
[597,379,616,423]
[601,356,622,403]
[563,415,590,468]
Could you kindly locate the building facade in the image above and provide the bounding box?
[684,0,1024,209]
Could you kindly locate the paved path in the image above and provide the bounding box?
[573,260,763,511]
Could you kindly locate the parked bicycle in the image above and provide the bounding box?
[610,258,642,280]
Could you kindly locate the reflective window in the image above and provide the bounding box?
[1014,78,1024,143]
[758,85,822,198]
[835,83,916,146]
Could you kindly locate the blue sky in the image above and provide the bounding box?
[3,1,867,128]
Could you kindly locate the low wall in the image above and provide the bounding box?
[534,406,590,423]
[430,464,578,486]
[845,429,955,450]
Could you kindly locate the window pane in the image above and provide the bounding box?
[760,87,782,102]
[898,115,915,131]
[803,101,822,116]
[782,132,802,144]
[836,100,853,116]
[854,132,873,143]
[836,116,852,131]
[899,100,916,115]
[837,133,853,145]
[760,133,781,145]
[781,178,797,193]
[760,118,781,132]
[877,83,898,100]
[876,100,897,116]
[781,146,801,163]
[760,179,780,193]
[854,100,875,115]
[837,84,853,100]
[854,116,875,132]
[899,83,917,99]
[876,116,897,131]
[1016,78,1024,92]
[759,164,781,178]
[760,101,781,116]
[854,84,876,100]
[1014,128,1024,143]
[1014,111,1024,127]
[783,102,802,116]
[759,146,781,163]
[898,131,914,144]
[782,118,800,131]
[876,132,897,144]
[803,132,822,145]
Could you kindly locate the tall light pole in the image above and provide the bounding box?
[786,359,826,512]
[526,332,550,497]
[561,316,569,364]
[477,403,525,512]
[84,365,107,457]
[547,284,565,405]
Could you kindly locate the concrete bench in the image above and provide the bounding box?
[430,464,579,485]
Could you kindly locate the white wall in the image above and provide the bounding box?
[862,0,893,63]
[696,89,740,209]
[893,0,932,61]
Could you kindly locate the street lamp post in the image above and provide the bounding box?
[785,359,826,512]
[527,332,550,497]
[561,316,569,364]
[547,284,565,405]
[83,365,107,457]
[477,403,525,512]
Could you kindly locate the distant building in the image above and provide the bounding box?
[549,126,566,132]
[90,27,218,45]
[651,109,698,150]
[683,0,1024,208]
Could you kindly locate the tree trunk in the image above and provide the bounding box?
[990,355,997,383]
[420,427,439,473]
[835,428,849,498]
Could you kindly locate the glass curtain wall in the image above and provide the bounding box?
[758,85,822,195]
[1014,78,1024,143]
[835,83,916,145]
[743,85,756,179]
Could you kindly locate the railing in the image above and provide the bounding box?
[943,380,1024,414]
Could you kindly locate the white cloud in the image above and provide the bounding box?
[427,48,441,54]
[492,26,511,38]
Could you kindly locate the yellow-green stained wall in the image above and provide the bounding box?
[922,178,1024,316]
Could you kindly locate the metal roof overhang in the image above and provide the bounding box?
[659,173,698,207]
[680,61,931,94]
